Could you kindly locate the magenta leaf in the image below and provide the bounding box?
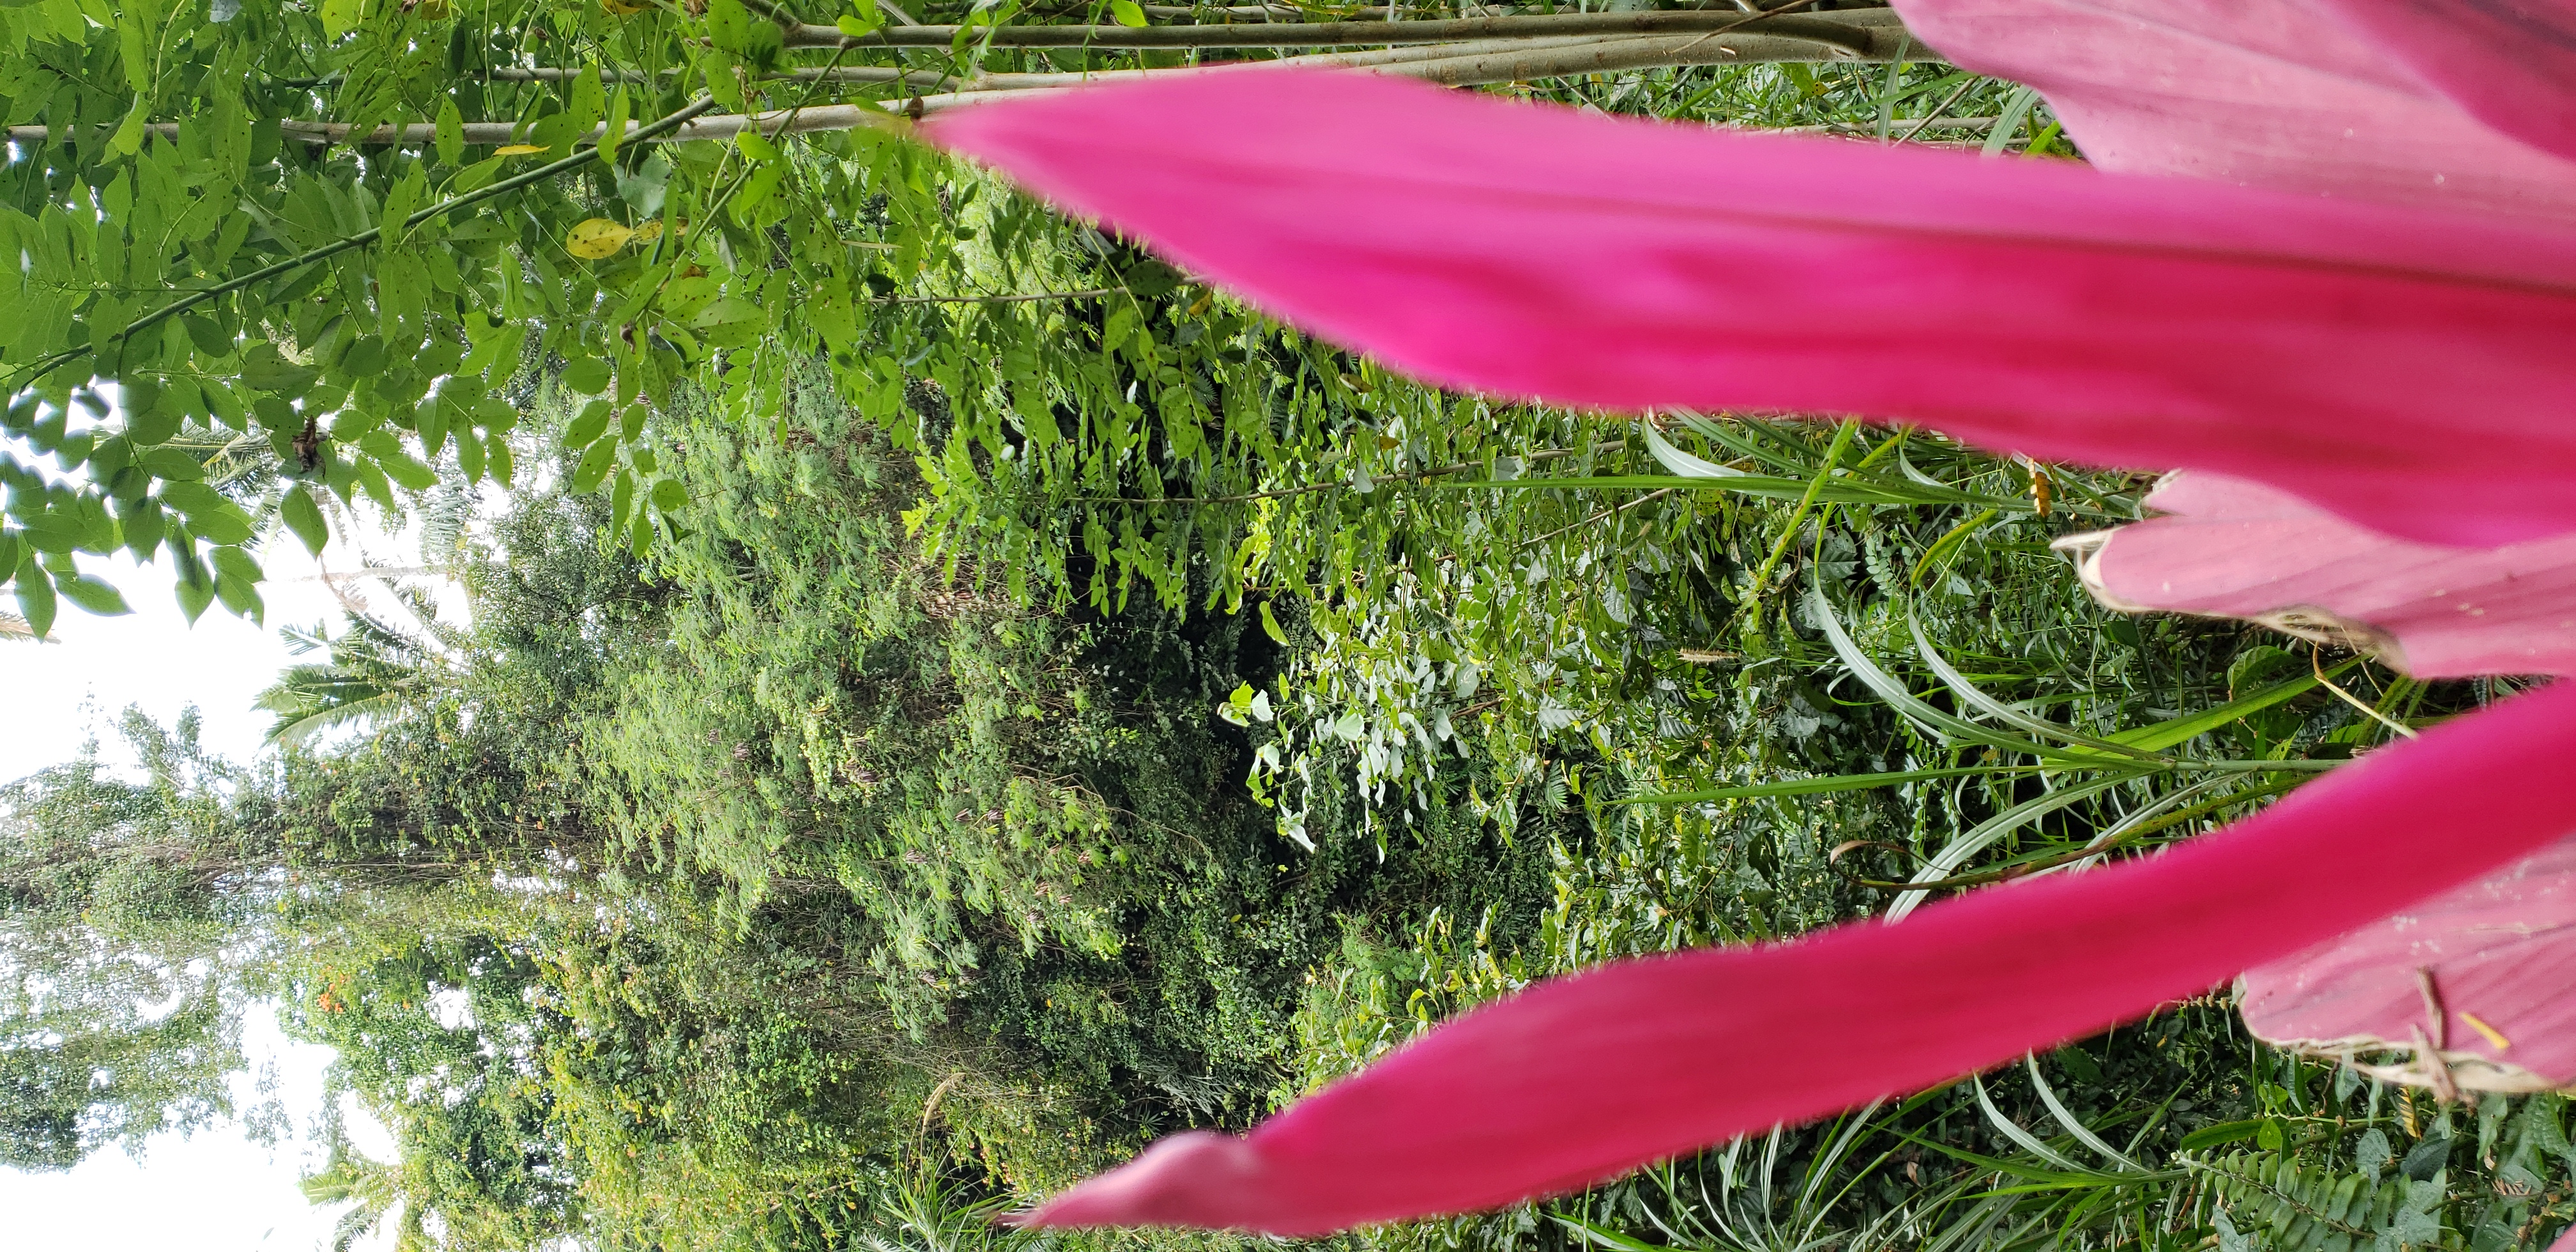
[2245,829,2576,1094]
[2312,0,2576,165]
[923,72,2576,547]
[1889,0,2576,225]
[1016,682,2576,1233]
[2060,473,2576,678]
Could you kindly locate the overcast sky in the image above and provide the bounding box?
[3,515,421,1252]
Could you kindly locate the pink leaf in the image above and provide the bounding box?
[2244,829,2576,1094]
[1017,683,2576,1233]
[1889,0,2576,225]
[2060,473,2576,678]
[2313,0,2576,165]
[923,72,2576,547]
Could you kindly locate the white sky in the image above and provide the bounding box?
[3,508,426,1252]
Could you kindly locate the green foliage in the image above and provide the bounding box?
[0,711,264,1168]
[2191,1092,2576,1252]
[4,22,2552,1252]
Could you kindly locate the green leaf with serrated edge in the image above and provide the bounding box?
[280,485,328,554]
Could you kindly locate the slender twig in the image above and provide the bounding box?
[793,7,1885,48]
[1519,485,1675,549]
[2312,645,2418,740]
[1745,417,1857,599]
[872,286,1121,304]
[1072,441,1623,506]
[1894,73,1979,144]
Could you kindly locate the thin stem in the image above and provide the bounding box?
[789,8,1891,49]
[1746,417,1857,599]
[873,287,1122,304]
[1073,441,1624,506]
[2312,645,2419,740]
[1520,485,1675,549]
[1894,74,1979,144]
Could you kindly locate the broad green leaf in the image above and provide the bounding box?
[280,484,328,554]
[571,438,618,493]
[136,447,204,480]
[650,478,687,512]
[435,97,464,165]
[372,447,438,491]
[564,399,613,448]
[321,0,362,40]
[561,358,613,395]
[13,558,54,637]
[213,569,263,622]
[599,86,631,163]
[1109,0,1147,26]
[54,572,130,616]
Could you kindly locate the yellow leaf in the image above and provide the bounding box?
[602,0,651,13]
[567,218,636,259]
[496,143,548,155]
[632,220,664,243]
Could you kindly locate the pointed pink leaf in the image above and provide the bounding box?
[2313,0,2576,165]
[923,72,2576,547]
[2062,473,2576,678]
[1020,683,2576,1233]
[1889,0,2576,225]
[2244,827,2576,1094]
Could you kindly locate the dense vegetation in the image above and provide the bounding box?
[1,1,2568,1249]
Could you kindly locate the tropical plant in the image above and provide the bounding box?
[256,601,463,745]
[914,0,2576,1236]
